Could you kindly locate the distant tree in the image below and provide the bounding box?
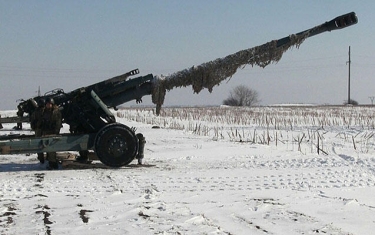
[343,99,359,105]
[223,85,260,107]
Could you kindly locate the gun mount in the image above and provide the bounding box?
[14,69,153,134]
[1,68,151,167]
[0,12,357,168]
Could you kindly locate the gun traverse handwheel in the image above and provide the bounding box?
[94,123,139,167]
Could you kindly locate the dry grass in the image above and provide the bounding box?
[117,105,375,155]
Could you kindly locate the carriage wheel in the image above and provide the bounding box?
[94,123,138,167]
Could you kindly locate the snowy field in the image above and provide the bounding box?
[1,105,375,235]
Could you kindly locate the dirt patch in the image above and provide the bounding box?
[77,204,93,224]
[35,205,53,235]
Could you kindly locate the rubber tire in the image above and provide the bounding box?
[94,123,138,167]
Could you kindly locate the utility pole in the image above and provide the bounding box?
[346,46,351,104]
[369,96,375,105]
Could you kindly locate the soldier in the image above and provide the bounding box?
[136,133,146,165]
[32,98,62,170]
[30,99,45,164]
[16,109,23,130]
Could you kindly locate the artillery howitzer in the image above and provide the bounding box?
[0,69,152,167]
[0,12,358,167]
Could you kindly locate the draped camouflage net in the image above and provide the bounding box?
[151,30,312,114]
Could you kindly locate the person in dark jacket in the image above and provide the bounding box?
[31,99,45,164]
[31,98,62,170]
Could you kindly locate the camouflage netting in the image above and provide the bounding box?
[152,30,312,114]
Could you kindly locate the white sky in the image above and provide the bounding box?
[1,1,373,109]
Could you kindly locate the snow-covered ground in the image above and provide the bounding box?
[1,106,375,235]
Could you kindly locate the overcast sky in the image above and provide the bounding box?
[1,1,373,110]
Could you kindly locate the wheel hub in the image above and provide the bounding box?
[108,135,127,158]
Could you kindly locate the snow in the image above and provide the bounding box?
[1,106,375,235]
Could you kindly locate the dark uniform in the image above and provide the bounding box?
[16,110,23,130]
[30,100,45,164]
[31,98,62,169]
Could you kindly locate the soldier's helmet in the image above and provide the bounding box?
[38,99,45,107]
[45,97,55,105]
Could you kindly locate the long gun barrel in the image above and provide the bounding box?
[151,12,358,114]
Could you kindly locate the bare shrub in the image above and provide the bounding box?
[223,85,260,107]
